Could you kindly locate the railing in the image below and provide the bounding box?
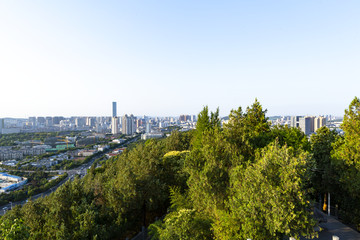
[314,201,339,218]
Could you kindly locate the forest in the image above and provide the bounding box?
[1,97,360,240]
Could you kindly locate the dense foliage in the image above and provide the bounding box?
[3,98,360,239]
[150,99,315,240]
[0,131,192,239]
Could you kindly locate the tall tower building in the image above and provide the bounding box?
[112,117,119,134]
[112,102,117,117]
[111,102,119,134]
[146,121,151,133]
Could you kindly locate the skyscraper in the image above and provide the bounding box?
[112,117,119,134]
[112,102,117,117]
[145,121,151,133]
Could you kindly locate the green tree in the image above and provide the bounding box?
[192,106,220,150]
[165,130,192,152]
[224,99,271,162]
[332,97,360,224]
[332,97,360,197]
[149,209,212,240]
[0,218,29,240]
[310,126,338,197]
[269,125,311,154]
[186,128,233,216]
[213,142,316,240]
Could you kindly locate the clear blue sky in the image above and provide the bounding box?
[1,1,359,118]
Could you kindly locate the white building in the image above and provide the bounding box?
[112,117,119,134]
[141,132,164,140]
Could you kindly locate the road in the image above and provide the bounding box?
[0,135,140,215]
[301,210,360,240]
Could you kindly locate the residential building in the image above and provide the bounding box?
[299,116,315,135]
[122,114,136,135]
[290,116,302,128]
[145,121,151,133]
[111,117,119,134]
[180,115,191,122]
[314,116,326,132]
[45,117,53,127]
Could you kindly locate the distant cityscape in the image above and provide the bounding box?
[0,102,344,137]
[0,101,199,137]
[0,102,345,190]
[268,115,343,135]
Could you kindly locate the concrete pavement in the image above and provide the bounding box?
[302,210,360,240]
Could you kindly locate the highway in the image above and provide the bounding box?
[0,159,88,216]
[0,135,140,216]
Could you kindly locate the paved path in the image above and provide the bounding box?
[302,210,360,240]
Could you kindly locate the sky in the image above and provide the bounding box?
[1,1,360,118]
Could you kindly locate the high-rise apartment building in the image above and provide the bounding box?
[314,116,326,132]
[37,117,46,126]
[86,117,96,127]
[111,117,119,134]
[45,117,53,127]
[290,116,302,128]
[299,116,315,135]
[180,115,191,122]
[112,102,117,117]
[75,117,86,127]
[145,121,151,133]
[122,114,136,135]
[53,117,64,125]
[29,117,36,127]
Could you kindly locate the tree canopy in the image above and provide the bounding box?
[6,97,360,238]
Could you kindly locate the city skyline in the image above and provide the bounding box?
[1,1,360,118]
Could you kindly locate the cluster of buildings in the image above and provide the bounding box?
[0,104,198,136]
[0,116,110,134]
[270,115,342,135]
[105,147,126,158]
[0,146,46,161]
[111,102,137,136]
[289,116,327,135]
[110,102,197,138]
[25,153,69,169]
[0,172,27,193]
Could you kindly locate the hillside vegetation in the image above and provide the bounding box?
[2,98,360,240]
